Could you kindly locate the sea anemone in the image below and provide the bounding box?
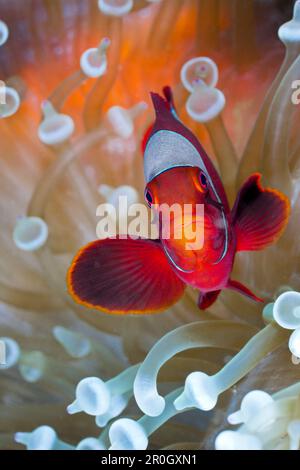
[1,0,300,451]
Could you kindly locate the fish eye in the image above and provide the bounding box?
[199,171,208,190]
[144,188,153,207]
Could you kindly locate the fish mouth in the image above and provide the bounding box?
[160,214,204,273]
[153,184,229,269]
[158,203,228,270]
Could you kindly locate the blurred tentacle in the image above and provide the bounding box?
[236,12,300,188]
[196,0,219,53]
[289,143,300,176]
[205,114,238,205]
[147,0,183,50]
[26,127,125,333]
[232,0,258,70]
[27,130,106,220]
[83,18,122,131]
[262,55,300,196]
[44,66,102,228]
[49,71,86,110]
[0,282,61,310]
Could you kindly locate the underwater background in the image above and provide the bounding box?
[0,0,300,450]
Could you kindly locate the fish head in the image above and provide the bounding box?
[145,165,228,272]
[143,87,230,272]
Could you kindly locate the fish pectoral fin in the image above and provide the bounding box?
[232,173,290,252]
[226,279,263,303]
[198,290,221,310]
[67,236,186,315]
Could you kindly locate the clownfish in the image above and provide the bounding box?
[67,87,290,313]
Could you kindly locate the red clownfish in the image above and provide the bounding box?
[67,87,290,313]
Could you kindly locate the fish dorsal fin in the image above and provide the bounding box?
[150,91,171,119]
[146,87,230,211]
[162,86,174,107]
[162,86,179,118]
[232,173,290,252]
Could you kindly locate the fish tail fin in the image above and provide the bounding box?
[232,173,290,252]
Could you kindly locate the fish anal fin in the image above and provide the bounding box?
[232,173,290,252]
[198,290,221,310]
